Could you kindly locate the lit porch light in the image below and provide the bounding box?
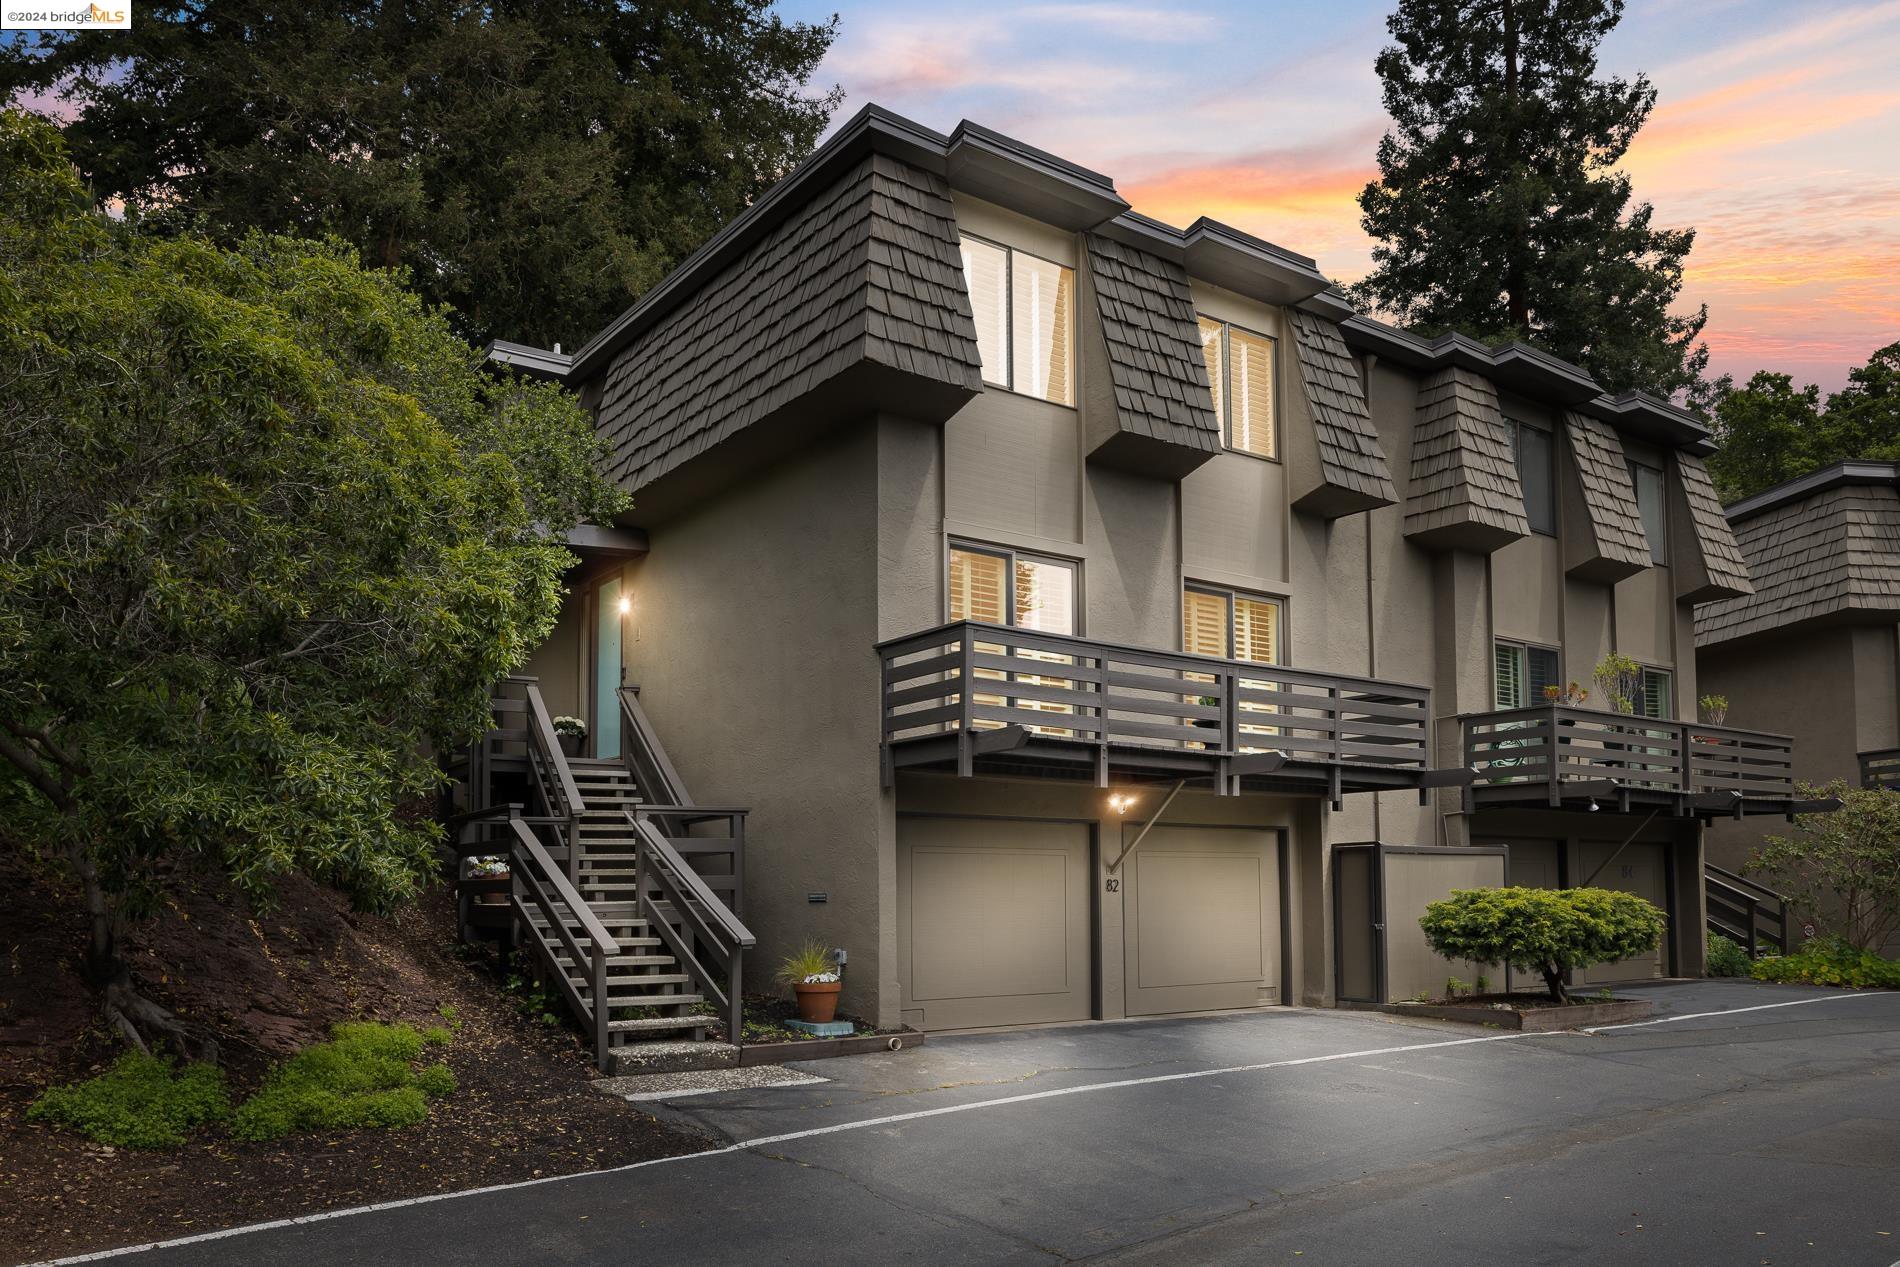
[1107,791,1136,816]
[616,593,632,616]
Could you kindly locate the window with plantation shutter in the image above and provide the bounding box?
[1196,315,1278,459]
[1494,642,1559,708]
[1493,643,1524,709]
[1182,587,1228,659]
[1640,668,1673,720]
[957,235,1073,406]
[949,546,1008,625]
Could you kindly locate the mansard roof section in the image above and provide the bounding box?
[594,152,983,502]
[1080,233,1221,479]
[1097,210,1332,307]
[1285,308,1397,518]
[1403,366,1530,553]
[1672,451,1755,604]
[1334,314,1716,455]
[1560,411,1652,583]
[1697,463,1900,647]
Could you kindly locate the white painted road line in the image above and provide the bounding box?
[31,989,1894,1266]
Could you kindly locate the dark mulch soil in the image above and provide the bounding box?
[711,993,910,1045]
[0,854,710,1266]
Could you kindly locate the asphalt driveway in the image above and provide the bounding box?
[43,980,1900,1266]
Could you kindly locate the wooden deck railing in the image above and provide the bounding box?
[629,812,754,1048]
[1859,747,1900,792]
[878,620,1432,782]
[1464,706,1794,807]
[1705,863,1791,958]
[507,812,621,1069]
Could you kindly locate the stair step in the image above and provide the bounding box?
[551,953,677,969]
[607,1015,708,1034]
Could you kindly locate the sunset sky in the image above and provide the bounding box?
[783,0,1900,393]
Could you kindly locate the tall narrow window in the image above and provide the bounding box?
[1513,422,1556,535]
[957,235,1073,405]
[959,238,1009,389]
[1197,315,1278,459]
[949,542,1079,734]
[948,545,1008,625]
[1640,668,1673,720]
[1629,460,1667,564]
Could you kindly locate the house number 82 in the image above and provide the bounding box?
[1104,878,1120,892]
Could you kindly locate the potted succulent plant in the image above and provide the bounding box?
[551,715,587,757]
[777,939,843,1023]
[1542,682,1589,707]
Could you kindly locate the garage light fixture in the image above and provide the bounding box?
[1107,792,1135,816]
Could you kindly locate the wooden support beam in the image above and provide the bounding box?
[1227,750,1288,777]
[971,724,1030,756]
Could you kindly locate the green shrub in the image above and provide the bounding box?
[1750,938,1900,989]
[26,1052,230,1148]
[1419,886,1666,1002]
[230,1021,455,1142]
[1706,932,1752,978]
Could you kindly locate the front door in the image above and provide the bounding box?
[594,577,623,758]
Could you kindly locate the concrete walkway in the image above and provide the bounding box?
[43,980,1900,1266]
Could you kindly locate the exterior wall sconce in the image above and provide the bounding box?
[616,593,632,616]
[1107,792,1135,816]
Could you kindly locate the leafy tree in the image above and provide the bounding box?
[1706,344,1900,502]
[1748,781,1900,953]
[0,0,840,348]
[0,111,625,1058]
[1352,0,1708,401]
[1419,886,1665,1002]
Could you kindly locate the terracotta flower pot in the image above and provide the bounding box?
[792,980,842,1023]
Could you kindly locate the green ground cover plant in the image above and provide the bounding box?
[1750,939,1900,989]
[26,1052,231,1148]
[229,1022,455,1142]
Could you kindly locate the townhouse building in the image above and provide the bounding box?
[462,106,1809,1062]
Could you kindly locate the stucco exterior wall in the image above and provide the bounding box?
[621,419,890,1023]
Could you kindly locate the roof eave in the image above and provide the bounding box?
[1723,460,1900,522]
[1578,390,1715,455]
[484,339,572,381]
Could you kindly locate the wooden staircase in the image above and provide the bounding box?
[450,679,753,1071]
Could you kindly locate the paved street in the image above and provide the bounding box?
[51,981,1900,1266]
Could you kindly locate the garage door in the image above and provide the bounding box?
[1575,841,1668,984]
[897,816,1092,1030]
[1123,826,1281,1016]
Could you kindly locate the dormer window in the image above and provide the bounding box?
[958,235,1074,407]
[1511,420,1555,536]
[1628,460,1667,564]
[1198,316,1277,460]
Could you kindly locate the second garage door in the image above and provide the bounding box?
[897,816,1093,1031]
[1122,826,1282,1015]
[1575,840,1669,983]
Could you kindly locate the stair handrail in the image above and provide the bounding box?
[522,681,586,821]
[628,810,754,1048]
[507,813,620,1067]
[1704,862,1791,957]
[617,685,693,807]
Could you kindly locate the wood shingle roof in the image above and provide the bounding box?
[1403,367,1529,552]
[1083,234,1220,453]
[1696,475,1900,646]
[1561,410,1652,580]
[1287,309,1396,515]
[594,154,982,494]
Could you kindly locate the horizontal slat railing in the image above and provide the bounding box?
[630,813,755,1047]
[506,814,620,1068]
[1464,706,1795,805]
[1705,863,1790,957]
[879,620,1432,776]
[1859,747,1900,792]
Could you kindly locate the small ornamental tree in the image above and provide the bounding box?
[0,111,625,1058]
[1419,886,1666,1003]
[1748,780,1900,952]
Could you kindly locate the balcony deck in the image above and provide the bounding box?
[1860,748,1900,792]
[1463,705,1803,819]
[879,621,1465,807]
